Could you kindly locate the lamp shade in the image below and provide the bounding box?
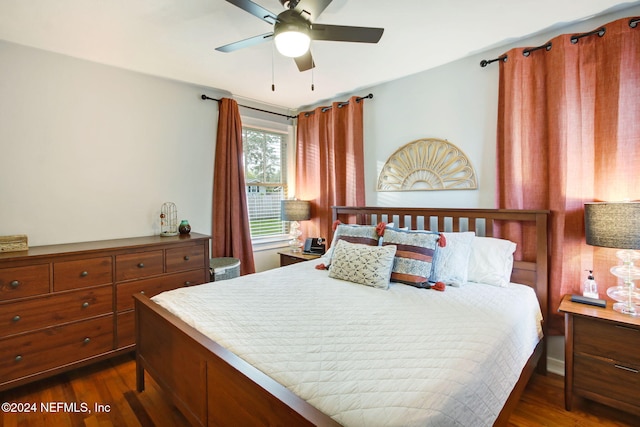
[585,202,640,249]
[281,200,311,222]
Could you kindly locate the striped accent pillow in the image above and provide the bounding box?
[382,228,441,288]
[333,223,380,246]
[325,224,380,262]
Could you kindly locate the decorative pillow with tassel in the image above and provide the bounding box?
[382,228,444,288]
[431,231,475,287]
[328,240,397,290]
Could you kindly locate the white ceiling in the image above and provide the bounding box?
[0,0,638,109]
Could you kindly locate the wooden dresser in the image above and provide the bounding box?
[559,294,640,416]
[0,233,209,391]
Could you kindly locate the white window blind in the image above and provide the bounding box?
[242,126,289,239]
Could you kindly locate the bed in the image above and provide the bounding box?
[134,206,549,426]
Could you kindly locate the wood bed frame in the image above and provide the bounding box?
[134,206,549,427]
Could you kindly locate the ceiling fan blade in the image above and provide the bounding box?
[215,33,273,53]
[310,24,384,43]
[225,0,278,24]
[293,0,333,22]
[294,50,315,72]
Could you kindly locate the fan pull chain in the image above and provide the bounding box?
[271,43,276,91]
[311,48,315,91]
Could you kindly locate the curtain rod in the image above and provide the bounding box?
[480,55,507,67]
[479,18,638,67]
[200,94,297,120]
[570,27,605,44]
[522,41,553,57]
[301,93,373,117]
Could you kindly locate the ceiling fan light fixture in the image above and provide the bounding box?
[218,0,384,71]
[274,25,310,58]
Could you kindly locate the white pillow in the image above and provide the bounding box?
[431,231,475,287]
[328,240,397,289]
[467,236,517,287]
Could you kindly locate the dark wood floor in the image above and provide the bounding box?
[1,353,638,426]
[506,371,638,427]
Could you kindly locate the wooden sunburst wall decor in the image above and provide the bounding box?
[377,138,478,191]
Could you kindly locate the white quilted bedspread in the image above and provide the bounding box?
[152,260,542,427]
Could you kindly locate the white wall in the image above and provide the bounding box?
[0,40,217,246]
[363,56,498,208]
[0,40,292,254]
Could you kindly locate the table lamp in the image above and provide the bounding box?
[585,202,640,315]
[281,200,311,252]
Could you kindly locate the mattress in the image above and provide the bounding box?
[152,259,543,427]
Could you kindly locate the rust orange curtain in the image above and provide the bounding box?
[212,98,255,275]
[497,17,640,334]
[296,96,366,243]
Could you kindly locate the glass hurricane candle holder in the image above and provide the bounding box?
[607,250,640,316]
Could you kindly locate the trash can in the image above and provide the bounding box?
[209,257,241,282]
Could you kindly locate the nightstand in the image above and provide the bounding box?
[559,294,640,416]
[278,250,322,267]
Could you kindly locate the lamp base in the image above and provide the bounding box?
[607,250,640,317]
[612,302,639,316]
[288,241,303,253]
[607,285,640,316]
[288,220,303,253]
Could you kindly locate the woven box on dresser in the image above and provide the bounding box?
[0,235,28,253]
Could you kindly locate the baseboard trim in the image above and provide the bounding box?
[547,356,564,376]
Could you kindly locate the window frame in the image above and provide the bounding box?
[241,117,296,250]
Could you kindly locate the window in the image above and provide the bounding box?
[242,126,289,240]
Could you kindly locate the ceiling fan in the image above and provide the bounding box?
[216,0,384,72]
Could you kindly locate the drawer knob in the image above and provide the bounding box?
[184,256,190,261]
[10,280,20,288]
[137,263,145,268]
[184,281,192,286]
[83,337,91,344]
[15,355,22,362]
[12,315,21,322]
[80,271,89,277]
[140,290,145,295]
[82,302,90,308]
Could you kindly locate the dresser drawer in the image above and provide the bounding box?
[574,316,640,365]
[0,315,113,384]
[116,311,135,348]
[116,251,164,281]
[116,270,204,312]
[166,245,205,274]
[0,264,50,301]
[0,285,112,336]
[574,353,640,408]
[53,257,113,291]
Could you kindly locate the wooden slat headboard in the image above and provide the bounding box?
[332,206,550,322]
